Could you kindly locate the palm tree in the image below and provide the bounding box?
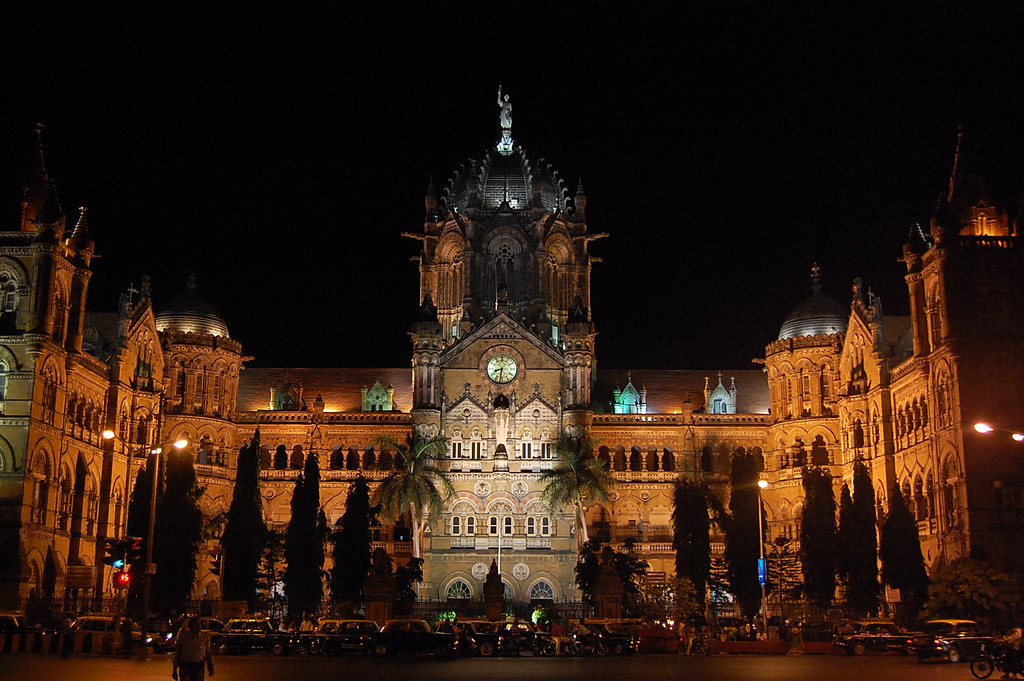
[371,434,455,559]
[540,434,615,550]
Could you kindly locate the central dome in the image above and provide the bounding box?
[778,287,848,340]
[442,146,567,214]
[155,276,230,338]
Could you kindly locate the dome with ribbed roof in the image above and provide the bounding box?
[155,276,230,338]
[778,268,848,340]
[441,146,567,214]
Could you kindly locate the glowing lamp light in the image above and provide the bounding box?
[757,479,769,489]
[1014,433,1024,442]
[102,430,116,440]
[974,423,995,433]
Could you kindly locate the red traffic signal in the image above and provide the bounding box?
[113,571,131,589]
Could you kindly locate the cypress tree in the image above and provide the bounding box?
[842,459,880,616]
[221,428,267,604]
[725,447,763,620]
[672,479,713,603]
[152,448,204,616]
[800,465,836,610]
[330,476,375,605]
[284,451,325,615]
[836,482,853,586]
[879,483,929,625]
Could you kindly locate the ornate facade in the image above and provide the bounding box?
[3,112,1022,612]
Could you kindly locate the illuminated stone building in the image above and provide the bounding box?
[3,112,1023,612]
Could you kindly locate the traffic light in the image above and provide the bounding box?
[103,539,127,568]
[113,571,131,589]
[126,536,144,565]
[210,554,222,576]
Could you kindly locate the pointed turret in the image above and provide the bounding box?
[574,180,587,220]
[19,123,52,233]
[68,206,95,266]
[425,178,437,221]
[931,126,1012,243]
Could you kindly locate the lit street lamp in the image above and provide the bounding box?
[974,422,1024,441]
[757,478,769,638]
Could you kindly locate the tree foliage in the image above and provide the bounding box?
[672,479,723,605]
[922,558,1021,628]
[371,435,454,558]
[152,448,205,616]
[221,428,267,603]
[574,540,649,615]
[800,465,836,610]
[540,434,615,549]
[330,476,376,605]
[394,556,424,606]
[840,460,880,616]
[879,483,929,625]
[284,451,326,615]
[724,447,763,620]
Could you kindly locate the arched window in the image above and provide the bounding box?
[529,580,555,600]
[0,362,7,401]
[465,516,476,535]
[540,516,551,536]
[526,516,536,536]
[446,579,472,600]
[451,516,461,535]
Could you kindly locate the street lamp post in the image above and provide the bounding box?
[757,479,769,638]
[139,438,188,648]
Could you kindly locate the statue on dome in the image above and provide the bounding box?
[498,84,512,130]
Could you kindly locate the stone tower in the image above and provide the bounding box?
[404,91,605,604]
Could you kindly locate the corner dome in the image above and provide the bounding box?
[442,146,568,214]
[155,276,230,338]
[778,269,848,340]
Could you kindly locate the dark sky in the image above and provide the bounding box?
[2,4,1022,371]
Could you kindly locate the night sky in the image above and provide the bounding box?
[2,4,1022,371]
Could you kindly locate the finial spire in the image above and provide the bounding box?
[810,262,822,294]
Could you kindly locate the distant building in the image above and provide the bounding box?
[2,113,1022,613]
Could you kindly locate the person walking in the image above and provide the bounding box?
[172,616,214,681]
[119,617,134,658]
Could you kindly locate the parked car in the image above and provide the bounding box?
[71,614,151,652]
[588,621,639,655]
[834,620,914,656]
[375,619,458,657]
[212,617,293,655]
[0,613,29,632]
[311,619,381,655]
[912,619,993,663]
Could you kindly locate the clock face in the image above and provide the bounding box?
[486,355,519,384]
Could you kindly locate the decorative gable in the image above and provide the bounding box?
[361,379,395,412]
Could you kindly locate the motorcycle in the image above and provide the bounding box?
[971,641,1022,679]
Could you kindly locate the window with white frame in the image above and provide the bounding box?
[540,516,551,536]
[446,579,472,600]
[530,580,555,600]
[451,516,461,535]
[520,442,531,459]
[526,516,536,536]
[489,516,498,535]
[471,441,483,459]
[451,441,462,459]
[465,516,476,535]
[541,442,552,459]
[504,516,513,535]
